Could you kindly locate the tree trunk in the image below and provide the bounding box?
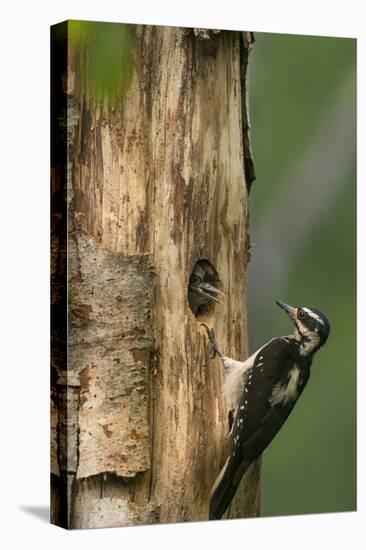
[51,22,259,528]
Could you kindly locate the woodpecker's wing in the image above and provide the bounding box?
[237,338,303,454]
[210,337,309,520]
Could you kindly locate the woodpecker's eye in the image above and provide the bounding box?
[298,309,306,321]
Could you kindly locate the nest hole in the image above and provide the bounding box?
[187,258,223,318]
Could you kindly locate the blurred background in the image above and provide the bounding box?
[248,32,356,516]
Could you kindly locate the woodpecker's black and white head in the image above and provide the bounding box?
[188,259,224,315]
[276,300,330,356]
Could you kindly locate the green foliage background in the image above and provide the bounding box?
[248,33,356,516]
[68,20,134,105]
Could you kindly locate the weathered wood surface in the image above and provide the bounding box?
[51,23,258,528]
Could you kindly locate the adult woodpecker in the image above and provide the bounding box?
[203,300,330,520]
[188,259,224,315]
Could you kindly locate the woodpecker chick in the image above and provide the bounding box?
[203,300,330,520]
[188,259,224,315]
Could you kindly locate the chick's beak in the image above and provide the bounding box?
[197,282,225,305]
[275,300,297,321]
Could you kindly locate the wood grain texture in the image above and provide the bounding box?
[51,23,259,528]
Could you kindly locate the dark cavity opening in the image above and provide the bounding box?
[187,259,224,317]
[228,410,234,433]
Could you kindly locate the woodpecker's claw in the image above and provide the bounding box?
[201,323,222,363]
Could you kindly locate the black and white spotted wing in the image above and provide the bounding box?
[210,337,310,520]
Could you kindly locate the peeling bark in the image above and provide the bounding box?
[51,22,258,528]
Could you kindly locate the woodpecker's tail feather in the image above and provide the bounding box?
[209,457,251,520]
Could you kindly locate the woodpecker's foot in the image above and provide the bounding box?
[201,324,222,363]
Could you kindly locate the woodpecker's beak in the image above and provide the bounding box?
[276,300,297,321]
[191,282,225,305]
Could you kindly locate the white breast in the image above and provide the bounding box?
[269,367,301,406]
